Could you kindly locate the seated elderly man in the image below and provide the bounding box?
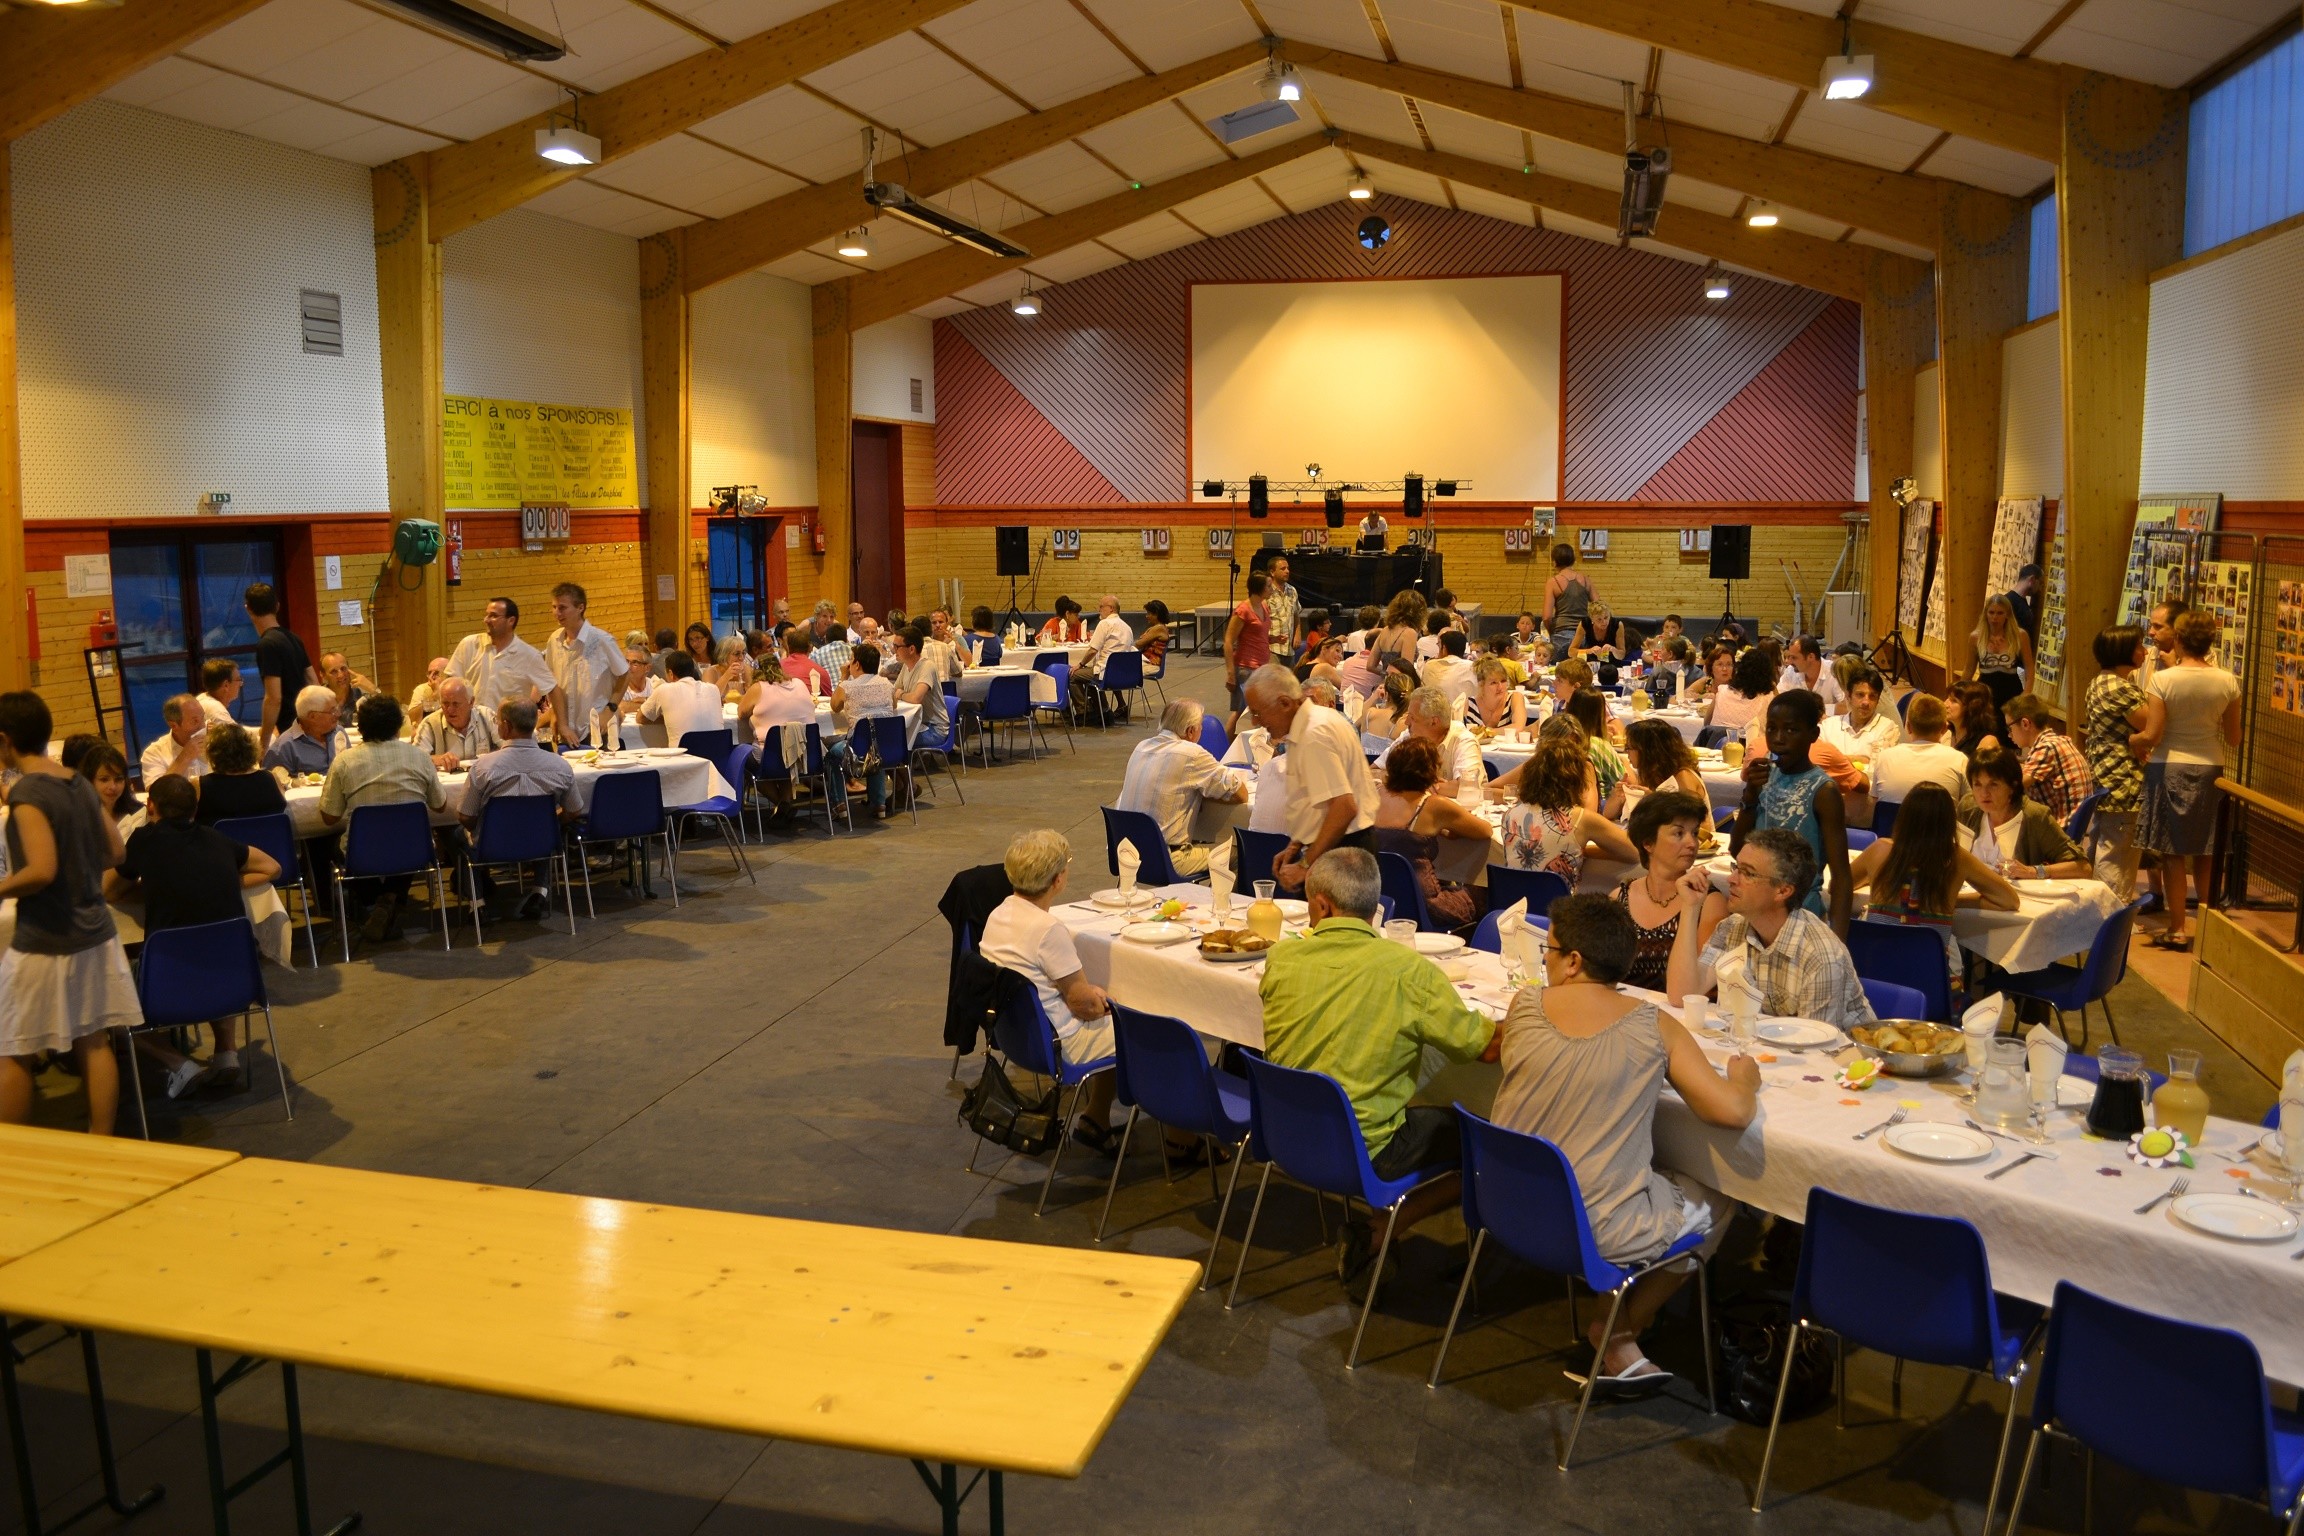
[1666,827,1876,1030]
[1371,686,1484,799]
[1243,664,1379,892]
[406,656,451,725]
[319,694,447,943]
[198,658,244,728]
[1260,848,1497,1294]
[261,685,348,777]
[411,677,502,769]
[1115,699,1249,875]
[461,700,578,923]
[140,693,211,784]
[977,829,1122,1149]
[1073,594,1136,720]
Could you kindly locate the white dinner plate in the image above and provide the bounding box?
[2013,878,2095,898]
[1882,1122,1997,1164]
[1274,898,1309,919]
[1755,1018,1842,1050]
[1091,889,1152,910]
[1119,921,1194,946]
[2170,1192,2299,1242]
[1413,933,1466,956]
[640,747,691,759]
[2057,1074,2094,1108]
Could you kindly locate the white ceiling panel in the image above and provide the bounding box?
[2033,0,2296,86]
[692,85,860,181]
[803,33,1021,149]
[1659,175,1745,217]
[1449,182,1540,225]
[1921,136,2055,197]
[1257,0,1384,55]
[1783,100,1943,172]
[585,133,805,218]
[921,0,1139,110]
[758,248,856,284]
[644,0,821,43]
[911,296,978,318]
[521,0,706,93]
[1259,144,1356,207]
[523,178,695,237]
[1299,73,1423,141]
[1385,0,1513,85]
[1526,136,1629,191]
[1505,11,1651,107]
[922,176,1047,232]
[952,268,1036,307]
[177,0,382,76]
[1364,164,1451,207]
[979,141,1128,215]
[1024,241,1129,283]
[318,121,455,163]
[1858,0,2057,54]
[1173,179,1290,236]
[1653,54,1799,143]
[382,74,562,143]
[1847,227,1936,262]
[794,216,947,271]
[1419,101,1530,165]
[1100,211,1206,259]
[1078,103,1230,183]
[1766,203,1853,242]
[103,55,233,109]
[1075,0,1259,72]
[188,4,463,102]
[97,63,330,136]
[1540,207,1627,248]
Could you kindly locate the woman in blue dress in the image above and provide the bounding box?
[1728,689,1854,935]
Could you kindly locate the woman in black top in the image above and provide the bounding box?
[195,723,289,825]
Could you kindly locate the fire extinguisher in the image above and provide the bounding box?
[89,608,118,648]
[809,509,826,555]
[445,519,463,585]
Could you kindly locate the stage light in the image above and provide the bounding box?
[1323,490,1345,529]
[1402,474,1424,519]
[1010,283,1042,316]
[1702,263,1731,300]
[1745,202,1778,228]
[1202,480,1225,498]
[1821,21,1874,100]
[1434,480,1457,497]
[1348,172,1373,200]
[535,125,600,166]
[1248,475,1269,518]
[1305,462,1322,480]
[835,227,873,259]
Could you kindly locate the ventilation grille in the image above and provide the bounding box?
[909,376,924,413]
[299,289,343,356]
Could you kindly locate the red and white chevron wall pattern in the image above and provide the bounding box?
[934,196,1858,507]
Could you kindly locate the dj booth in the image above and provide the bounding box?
[1247,545,1440,620]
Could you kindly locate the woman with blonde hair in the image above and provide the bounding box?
[715,634,753,697]
[1966,592,2033,710]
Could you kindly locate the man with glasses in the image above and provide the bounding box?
[1665,828,1875,1029]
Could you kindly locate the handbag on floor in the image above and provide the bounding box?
[959,1055,1062,1155]
[1713,1291,1837,1425]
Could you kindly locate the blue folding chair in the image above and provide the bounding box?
[1092,650,1147,727]
[1486,865,1571,921]
[571,769,678,911]
[213,811,319,969]
[978,674,1038,765]
[1847,920,1955,1022]
[1429,1110,1715,1470]
[1227,1056,1459,1370]
[1197,713,1230,762]
[1100,805,1186,887]
[1754,1188,2045,1520]
[1232,828,1289,888]
[804,722,856,833]
[1374,850,1438,932]
[1029,651,1067,674]
[462,793,574,942]
[1095,1003,1252,1284]
[748,726,821,837]
[669,745,756,885]
[2063,787,2108,845]
[913,697,966,803]
[1845,828,1879,853]
[1872,797,1903,837]
[1470,909,1549,953]
[867,714,924,824]
[1481,756,1511,783]
[1036,663,1077,752]
[2061,1051,2166,1093]
[1896,690,1915,720]
[678,728,733,767]
[332,801,451,961]
[1862,977,1927,1020]
[1141,645,1169,705]
[1696,725,1730,750]
[130,917,292,1137]
[1998,898,2145,1051]
[971,969,1117,1217]
[2003,1282,2304,1536]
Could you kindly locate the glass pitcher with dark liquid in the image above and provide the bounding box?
[2085,1046,2150,1141]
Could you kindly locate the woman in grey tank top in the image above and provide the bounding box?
[1490,896,1759,1393]
[1544,543,1593,655]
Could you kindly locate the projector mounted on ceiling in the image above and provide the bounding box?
[1617,82,1670,240]
[863,183,1030,260]
[376,0,566,60]
[1207,99,1300,145]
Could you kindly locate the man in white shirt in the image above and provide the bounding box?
[1117,699,1249,874]
[1075,594,1137,719]
[1821,668,1902,760]
[1244,664,1378,892]
[640,651,727,747]
[544,581,629,748]
[1371,686,1483,799]
[449,596,558,715]
[1776,635,1844,715]
[1869,692,1970,809]
[1420,631,1476,710]
[139,694,209,783]
[845,602,868,645]
[412,678,502,769]
[197,659,243,728]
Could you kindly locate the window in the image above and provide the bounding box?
[108,531,280,765]
[707,518,769,638]
[2186,28,2304,257]
[2027,195,2058,321]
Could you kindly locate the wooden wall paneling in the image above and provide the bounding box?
[1935,188,2031,679]
[813,279,854,608]
[371,159,447,696]
[0,146,24,691]
[2059,72,2187,710]
[1862,252,1936,657]
[900,424,936,510]
[640,230,692,636]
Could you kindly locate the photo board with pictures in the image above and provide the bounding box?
[1986,497,2045,606]
[1897,498,1933,636]
[2272,580,2304,720]
[1922,504,1948,657]
[2192,560,2253,678]
[2035,506,2069,697]
[2118,495,2221,624]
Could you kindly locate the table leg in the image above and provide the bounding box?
[910,1460,996,1535]
[193,1350,360,1536]
[2,1317,164,1536]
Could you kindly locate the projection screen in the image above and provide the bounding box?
[1188,274,1562,500]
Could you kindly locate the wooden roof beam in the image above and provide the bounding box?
[683,40,1267,293]
[1,0,272,142]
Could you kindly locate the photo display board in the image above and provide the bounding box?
[2272,580,2304,719]
[2035,505,2069,697]
[1897,498,1933,636]
[2194,559,2254,678]
[2118,495,2221,625]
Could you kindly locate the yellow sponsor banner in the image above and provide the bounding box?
[441,395,638,510]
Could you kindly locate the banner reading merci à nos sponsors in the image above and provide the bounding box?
[441,396,638,511]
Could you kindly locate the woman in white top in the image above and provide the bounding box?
[2135,609,2243,950]
[1701,649,1776,741]
[976,829,1119,1149]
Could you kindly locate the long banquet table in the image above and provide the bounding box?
[281,752,734,839]
[1056,884,2304,1385]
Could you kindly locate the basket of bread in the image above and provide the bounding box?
[1199,929,1274,964]
[1848,1020,1968,1078]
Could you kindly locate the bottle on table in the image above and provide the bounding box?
[1245,880,1284,944]
[2151,1048,2210,1146]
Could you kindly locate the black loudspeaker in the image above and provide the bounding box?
[1709,525,1751,581]
[995,525,1031,577]
[1323,490,1345,529]
[1402,474,1424,518]
[1248,475,1269,518]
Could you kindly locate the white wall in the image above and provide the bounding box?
[2139,220,2304,498]
[1913,361,1944,500]
[852,315,934,423]
[12,100,387,518]
[689,271,814,507]
[1999,317,2064,498]
[442,208,644,501]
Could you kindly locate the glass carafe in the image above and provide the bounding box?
[2152,1049,2210,1146]
[1975,1039,2033,1128]
[2085,1046,2150,1141]
[1245,880,1284,943]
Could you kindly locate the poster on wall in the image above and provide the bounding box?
[1897,499,1933,636]
[1987,497,2044,606]
[441,396,638,510]
[2193,560,2253,678]
[2271,581,2304,719]
[2035,506,2069,697]
[2117,494,2221,625]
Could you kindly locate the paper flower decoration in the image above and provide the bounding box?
[2126,1127,2193,1169]
[1835,1059,1882,1092]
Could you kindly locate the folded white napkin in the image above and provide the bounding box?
[1117,840,1140,897]
[2024,1022,2068,1094]
[1208,838,1235,918]
[1962,991,2006,1031]
[1495,897,1545,976]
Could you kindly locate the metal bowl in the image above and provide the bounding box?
[1850,1021,1968,1079]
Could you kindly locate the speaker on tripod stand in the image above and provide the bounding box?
[995,525,1030,629]
[1710,525,1750,635]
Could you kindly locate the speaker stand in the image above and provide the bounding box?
[1866,622,1914,686]
[1719,579,1738,637]
[1002,576,1024,636]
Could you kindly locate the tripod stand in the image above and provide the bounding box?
[1002,576,1024,635]
[1866,623,1914,685]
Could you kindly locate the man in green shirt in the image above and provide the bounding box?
[1259,847,1496,1292]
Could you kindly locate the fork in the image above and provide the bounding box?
[2134,1174,2190,1215]
[1853,1107,1908,1142]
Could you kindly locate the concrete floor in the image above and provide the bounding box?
[4,653,2278,1536]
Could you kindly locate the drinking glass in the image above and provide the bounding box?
[1384,919,1418,946]
[1975,1039,2032,1128]
[1727,981,1759,1049]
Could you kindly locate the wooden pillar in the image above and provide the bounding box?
[640,229,690,634]
[371,158,447,694]
[1935,187,2031,680]
[2059,71,2186,712]
[811,278,853,609]
[1863,251,1937,661]
[0,144,25,692]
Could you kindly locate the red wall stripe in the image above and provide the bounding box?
[1635,299,1861,502]
[932,325,1125,505]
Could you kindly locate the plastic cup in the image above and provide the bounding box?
[1384,919,1418,946]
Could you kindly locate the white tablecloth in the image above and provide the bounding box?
[956,667,1058,706]
[283,754,734,839]
[1000,644,1092,671]
[0,888,293,969]
[1609,701,1706,744]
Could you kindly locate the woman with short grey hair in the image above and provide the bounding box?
[976,830,1122,1150]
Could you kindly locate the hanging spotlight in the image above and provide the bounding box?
[1745,202,1779,228]
[1276,63,1303,102]
[1347,171,1374,201]
[1010,281,1042,317]
[1305,462,1323,480]
[1820,18,1875,99]
[1702,263,1732,300]
[835,226,873,259]
[1258,56,1303,102]
[1323,490,1346,529]
[1433,480,1458,497]
[535,125,600,166]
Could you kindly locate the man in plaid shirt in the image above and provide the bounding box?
[806,600,853,680]
[2003,692,2095,828]
[1670,829,1877,1030]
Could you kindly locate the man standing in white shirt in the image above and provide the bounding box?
[544,581,629,747]
[449,596,558,716]
[1264,557,1300,662]
[140,694,210,784]
[1775,635,1844,715]
[1244,664,1379,892]
[640,651,726,747]
[1116,699,1248,875]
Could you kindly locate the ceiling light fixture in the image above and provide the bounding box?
[535,125,600,166]
[1010,282,1043,317]
[380,0,566,61]
[1702,263,1732,300]
[1347,171,1373,200]
[835,227,873,260]
[1257,55,1303,103]
[1820,18,1875,99]
[1745,201,1779,227]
